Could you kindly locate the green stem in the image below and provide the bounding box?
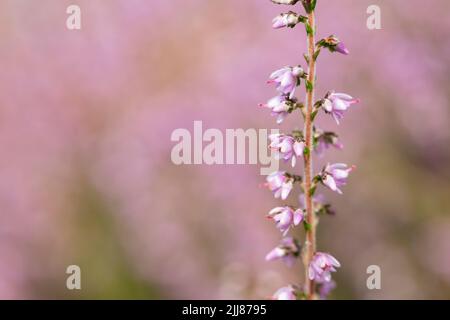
[302,9,317,300]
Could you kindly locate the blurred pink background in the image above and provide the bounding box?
[0,0,449,299]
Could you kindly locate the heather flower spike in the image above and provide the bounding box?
[262,0,359,299]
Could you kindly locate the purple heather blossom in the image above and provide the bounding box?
[269,133,305,167]
[267,206,304,235]
[315,130,343,156]
[318,280,336,299]
[323,92,360,125]
[272,12,300,29]
[272,285,297,300]
[266,171,293,200]
[259,95,293,124]
[319,35,349,55]
[308,252,341,283]
[322,163,354,194]
[267,66,305,99]
[265,237,300,267]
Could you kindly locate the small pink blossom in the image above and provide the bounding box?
[259,95,294,124]
[323,92,360,125]
[272,12,300,29]
[266,171,294,200]
[267,206,304,235]
[267,66,305,99]
[265,237,300,267]
[318,280,336,299]
[272,285,297,300]
[314,130,343,156]
[318,35,349,55]
[269,133,305,167]
[308,252,341,283]
[321,163,354,194]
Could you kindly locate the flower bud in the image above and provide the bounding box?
[272,11,304,29]
[317,35,350,55]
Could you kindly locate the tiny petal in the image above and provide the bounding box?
[323,175,337,192]
[335,42,349,55]
[293,141,305,156]
[293,209,303,225]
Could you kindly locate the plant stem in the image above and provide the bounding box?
[303,9,316,300]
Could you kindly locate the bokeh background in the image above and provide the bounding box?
[0,0,449,299]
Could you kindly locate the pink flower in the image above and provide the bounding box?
[265,237,300,267]
[272,12,301,29]
[314,130,343,156]
[318,35,349,55]
[269,133,305,167]
[321,163,354,194]
[318,280,336,299]
[267,66,305,99]
[266,171,294,200]
[272,285,297,300]
[259,95,294,124]
[267,206,304,235]
[323,92,360,125]
[308,252,341,283]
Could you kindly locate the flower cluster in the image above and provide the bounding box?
[267,206,304,234]
[259,95,301,124]
[321,91,360,125]
[269,132,305,167]
[261,0,360,300]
